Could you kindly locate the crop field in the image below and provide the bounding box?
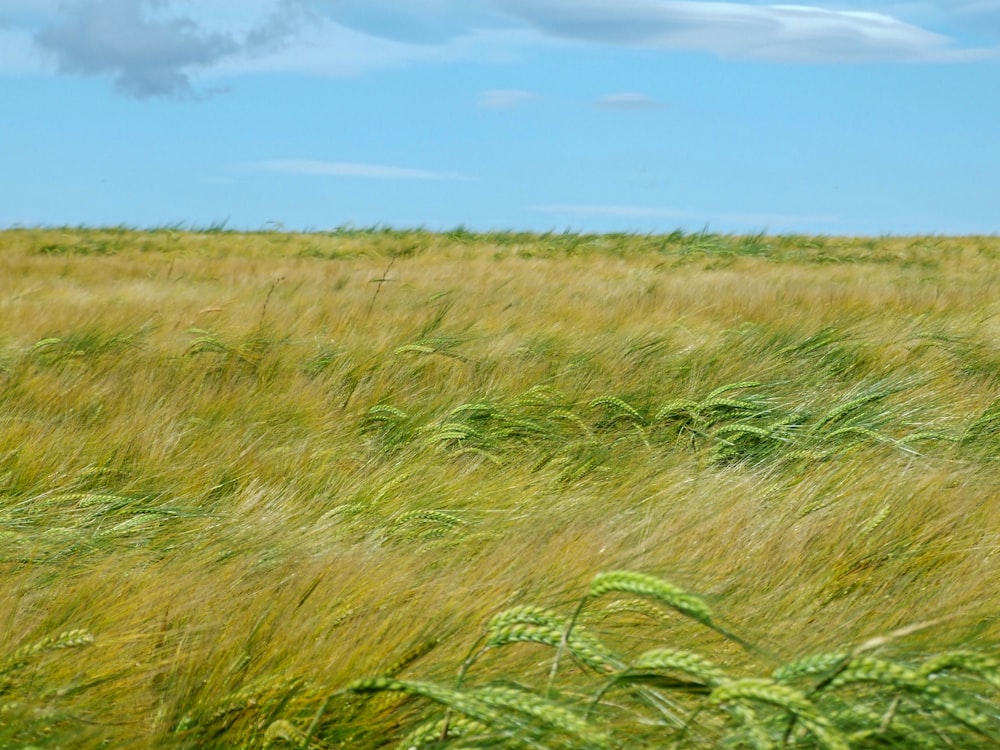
[1,227,999,748]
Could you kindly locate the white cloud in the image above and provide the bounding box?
[1,0,996,97]
[497,0,992,62]
[305,0,510,44]
[529,203,839,229]
[531,203,690,219]
[252,159,470,180]
[203,19,545,80]
[594,92,663,110]
[478,88,541,108]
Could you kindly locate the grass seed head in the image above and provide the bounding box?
[588,571,713,625]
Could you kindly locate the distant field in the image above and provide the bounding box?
[1,227,999,748]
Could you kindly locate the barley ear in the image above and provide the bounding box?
[590,648,726,716]
[472,684,612,749]
[629,647,728,687]
[919,650,1000,690]
[399,713,487,749]
[348,677,504,728]
[710,678,849,750]
[773,652,851,685]
[588,571,712,625]
[483,607,620,674]
[262,719,307,748]
[1,629,94,675]
[586,571,764,656]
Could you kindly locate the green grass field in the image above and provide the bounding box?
[1,227,999,748]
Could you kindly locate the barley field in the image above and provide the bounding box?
[1,227,999,748]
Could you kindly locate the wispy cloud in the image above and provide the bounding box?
[497,0,993,62]
[0,26,43,74]
[253,159,470,181]
[3,0,998,98]
[951,1,1000,38]
[594,92,663,110]
[529,203,840,229]
[478,88,541,109]
[305,0,510,45]
[531,203,689,219]
[0,0,63,24]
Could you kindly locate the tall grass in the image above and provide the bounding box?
[350,570,999,748]
[0,227,998,747]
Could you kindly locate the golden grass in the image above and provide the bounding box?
[0,227,998,747]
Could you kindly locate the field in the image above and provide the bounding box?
[1,227,999,748]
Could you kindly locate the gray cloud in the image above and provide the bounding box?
[33,0,307,98]
[244,1,313,55]
[35,0,235,97]
[8,0,998,98]
[495,0,978,62]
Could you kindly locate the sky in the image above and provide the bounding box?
[1,0,998,236]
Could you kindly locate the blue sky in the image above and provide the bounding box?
[1,1,998,235]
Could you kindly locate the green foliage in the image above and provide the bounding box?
[961,397,1000,457]
[350,572,1000,749]
[353,378,961,470]
[0,629,96,746]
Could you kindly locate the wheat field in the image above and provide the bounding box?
[0,227,998,748]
